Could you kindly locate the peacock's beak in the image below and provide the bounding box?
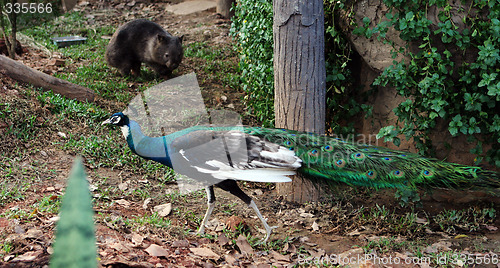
[101,118,113,126]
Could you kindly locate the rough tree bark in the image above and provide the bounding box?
[273,0,326,202]
[216,0,235,19]
[0,55,95,102]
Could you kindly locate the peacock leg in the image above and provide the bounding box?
[215,180,277,243]
[249,200,278,244]
[197,186,216,235]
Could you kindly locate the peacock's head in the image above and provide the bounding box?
[102,112,129,127]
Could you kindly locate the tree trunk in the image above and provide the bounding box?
[0,55,95,102]
[8,6,17,59]
[216,0,235,19]
[273,0,326,203]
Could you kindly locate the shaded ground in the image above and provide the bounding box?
[0,0,499,267]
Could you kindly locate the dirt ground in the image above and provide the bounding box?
[0,0,499,267]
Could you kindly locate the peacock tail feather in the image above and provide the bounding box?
[239,126,500,192]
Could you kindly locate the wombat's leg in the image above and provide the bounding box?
[130,62,141,77]
[148,63,171,76]
[117,59,140,77]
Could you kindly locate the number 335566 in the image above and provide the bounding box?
[4,3,53,14]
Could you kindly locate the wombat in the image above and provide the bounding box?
[105,19,183,77]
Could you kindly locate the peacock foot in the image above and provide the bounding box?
[196,226,206,236]
[256,225,278,245]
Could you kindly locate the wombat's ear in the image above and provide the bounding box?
[157,34,168,43]
[178,35,184,43]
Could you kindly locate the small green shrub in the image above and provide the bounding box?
[231,0,275,126]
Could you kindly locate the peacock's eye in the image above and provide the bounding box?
[111,116,121,124]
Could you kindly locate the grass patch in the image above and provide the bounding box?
[434,207,496,234]
[184,41,240,90]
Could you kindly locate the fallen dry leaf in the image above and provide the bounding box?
[299,212,314,218]
[224,252,238,266]
[190,247,220,259]
[115,199,131,207]
[109,242,130,253]
[485,225,498,231]
[424,241,452,253]
[172,239,190,248]
[270,250,290,262]
[118,181,128,191]
[236,235,254,256]
[26,228,43,239]
[153,203,172,217]
[337,248,364,265]
[131,233,144,247]
[311,221,319,232]
[145,244,169,257]
[225,215,248,231]
[416,217,429,224]
[217,233,230,246]
[143,198,152,209]
[12,250,41,262]
[282,242,296,253]
[454,234,468,239]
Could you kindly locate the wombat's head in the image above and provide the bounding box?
[153,34,184,71]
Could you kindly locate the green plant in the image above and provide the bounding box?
[50,157,97,268]
[230,0,274,126]
[363,236,407,254]
[354,0,500,166]
[433,207,496,234]
[131,212,171,228]
[324,0,372,135]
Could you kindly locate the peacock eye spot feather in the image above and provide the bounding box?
[289,147,294,151]
[291,134,296,136]
[352,152,365,160]
[422,170,434,177]
[323,145,333,152]
[285,141,292,146]
[383,157,393,161]
[392,170,404,177]
[334,159,346,168]
[308,149,319,156]
[365,170,377,179]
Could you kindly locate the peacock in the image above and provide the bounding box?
[102,112,500,242]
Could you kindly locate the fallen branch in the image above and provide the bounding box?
[0,54,95,102]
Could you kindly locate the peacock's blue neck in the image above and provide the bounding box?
[122,120,173,168]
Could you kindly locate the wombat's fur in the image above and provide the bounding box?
[105,19,183,76]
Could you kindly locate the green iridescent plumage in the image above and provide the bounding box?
[241,126,500,193]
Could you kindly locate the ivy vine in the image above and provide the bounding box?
[355,0,499,167]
